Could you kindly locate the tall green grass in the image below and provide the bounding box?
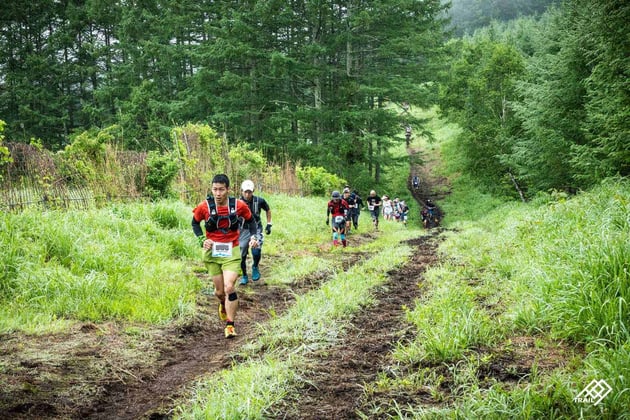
[0,192,416,335]
[519,180,630,348]
[395,270,499,364]
[258,194,332,254]
[392,178,630,417]
[0,200,202,333]
[368,107,630,417]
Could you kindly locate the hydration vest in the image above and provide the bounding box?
[328,200,347,216]
[205,197,240,233]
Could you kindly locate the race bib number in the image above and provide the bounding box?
[212,242,233,257]
[368,205,374,211]
[334,215,345,224]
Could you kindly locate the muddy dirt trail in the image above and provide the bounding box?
[407,145,450,214]
[270,232,442,419]
[1,282,291,419]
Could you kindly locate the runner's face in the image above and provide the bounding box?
[242,190,253,200]
[211,183,229,205]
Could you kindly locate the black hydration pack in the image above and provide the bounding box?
[205,196,240,233]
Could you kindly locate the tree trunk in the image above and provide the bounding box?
[508,171,526,202]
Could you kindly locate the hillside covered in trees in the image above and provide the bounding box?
[1,0,627,198]
[445,0,559,36]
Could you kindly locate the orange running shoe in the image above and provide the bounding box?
[224,324,237,338]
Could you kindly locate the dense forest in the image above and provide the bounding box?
[0,0,628,197]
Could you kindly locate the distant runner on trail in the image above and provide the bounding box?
[382,195,393,221]
[238,179,272,285]
[398,200,409,226]
[342,187,357,233]
[352,190,363,230]
[412,175,419,190]
[365,190,382,230]
[421,199,441,229]
[326,190,350,247]
[191,174,259,339]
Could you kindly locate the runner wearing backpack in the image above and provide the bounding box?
[238,180,272,285]
[191,174,259,339]
[326,190,350,247]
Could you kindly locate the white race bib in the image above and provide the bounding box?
[212,242,233,257]
[368,205,374,211]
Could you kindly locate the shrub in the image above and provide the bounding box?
[297,166,346,196]
[145,151,179,200]
[227,144,267,185]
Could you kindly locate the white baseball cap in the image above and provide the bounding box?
[241,179,255,192]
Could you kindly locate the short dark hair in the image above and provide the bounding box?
[212,174,230,187]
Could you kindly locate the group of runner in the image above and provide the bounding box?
[326,186,412,247]
[191,174,438,339]
[326,187,363,247]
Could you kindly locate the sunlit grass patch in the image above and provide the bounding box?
[355,222,421,251]
[265,254,332,286]
[262,194,330,255]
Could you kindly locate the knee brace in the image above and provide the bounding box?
[228,292,238,301]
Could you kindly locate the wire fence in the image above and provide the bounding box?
[1,142,305,213]
[0,143,146,212]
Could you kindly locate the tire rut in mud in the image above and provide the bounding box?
[271,231,442,419]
